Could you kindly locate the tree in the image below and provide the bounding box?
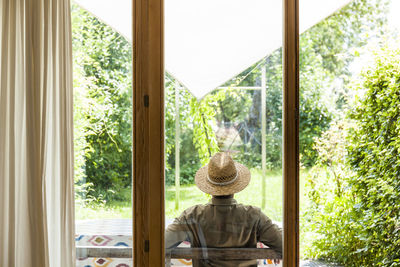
[72,0,389,200]
[166,0,389,180]
[266,0,386,167]
[72,5,133,202]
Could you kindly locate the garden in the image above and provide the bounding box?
[72,0,400,265]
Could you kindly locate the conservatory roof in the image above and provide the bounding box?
[75,0,352,99]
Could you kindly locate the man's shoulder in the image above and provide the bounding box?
[180,203,208,216]
[179,201,263,217]
[235,202,262,213]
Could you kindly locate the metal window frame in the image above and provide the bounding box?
[132,0,299,266]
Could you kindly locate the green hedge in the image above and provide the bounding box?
[303,47,400,266]
[346,47,400,265]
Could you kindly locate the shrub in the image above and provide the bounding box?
[302,120,360,265]
[303,47,400,266]
[346,47,400,265]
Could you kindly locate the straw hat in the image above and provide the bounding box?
[195,152,251,196]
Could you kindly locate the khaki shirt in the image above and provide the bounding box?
[165,197,282,267]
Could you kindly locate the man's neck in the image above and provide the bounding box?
[213,194,234,199]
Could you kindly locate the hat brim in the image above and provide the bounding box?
[194,162,251,196]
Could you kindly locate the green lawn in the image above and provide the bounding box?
[166,168,308,222]
[75,200,132,220]
[166,169,283,221]
[76,168,308,222]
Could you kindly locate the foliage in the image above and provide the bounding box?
[190,93,221,165]
[303,46,400,266]
[72,0,389,204]
[346,47,400,265]
[298,0,388,165]
[164,75,220,185]
[164,74,195,172]
[213,0,387,168]
[211,89,253,124]
[72,4,132,202]
[75,182,107,208]
[301,120,358,263]
[72,6,219,190]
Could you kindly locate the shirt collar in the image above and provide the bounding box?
[210,197,237,206]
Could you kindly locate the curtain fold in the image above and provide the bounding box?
[0,0,75,266]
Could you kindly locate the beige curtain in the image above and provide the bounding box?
[0,0,75,266]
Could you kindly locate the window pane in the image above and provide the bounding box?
[164,1,284,266]
[300,0,399,265]
[72,2,133,266]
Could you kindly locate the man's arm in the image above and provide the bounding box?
[257,212,283,256]
[165,215,190,249]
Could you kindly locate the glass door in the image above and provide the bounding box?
[300,0,400,266]
[72,1,133,266]
[164,0,284,266]
[130,0,300,266]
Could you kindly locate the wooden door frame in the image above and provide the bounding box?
[132,0,299,266]
[283,0,300,266]
[132,0,165,265]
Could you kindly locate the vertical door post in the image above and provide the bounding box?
[132,0,165,265]
[283,0,300,266]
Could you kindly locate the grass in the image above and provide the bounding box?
[166,168,308,222]
[166,169,284,221]
[76,168,308,223]
[75,200,132,220]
